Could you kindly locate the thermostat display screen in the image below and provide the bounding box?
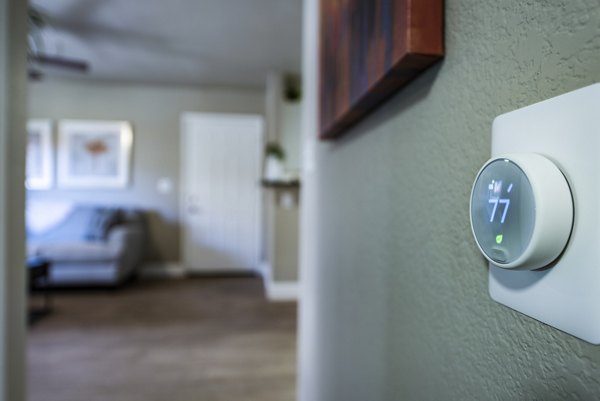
[471,159,535,264]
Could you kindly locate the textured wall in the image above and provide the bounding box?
[303,0,600,400]
[28,80,264,263]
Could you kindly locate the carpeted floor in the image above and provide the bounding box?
[27,277,297,401]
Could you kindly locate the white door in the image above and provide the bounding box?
[181,113,263,272]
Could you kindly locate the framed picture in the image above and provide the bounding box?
[57,120,133,188]
[26,119,54,190]
[319,0,444,139]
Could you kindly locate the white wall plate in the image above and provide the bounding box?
[488,83,600,343]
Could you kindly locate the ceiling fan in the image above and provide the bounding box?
[28,6,89,80]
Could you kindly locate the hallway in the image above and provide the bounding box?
[27,277,297,401]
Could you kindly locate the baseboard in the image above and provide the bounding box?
[256,261,272,281]
[257,261,298,301]
[266,280,299,302]
[139,262,186,280]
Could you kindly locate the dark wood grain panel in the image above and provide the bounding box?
[319,0,444,139]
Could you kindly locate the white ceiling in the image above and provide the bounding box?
[30,0,303,88]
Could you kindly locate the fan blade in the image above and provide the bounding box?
[29,54,89,72]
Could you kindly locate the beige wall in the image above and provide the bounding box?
[272,193,300,282]
[299,0,600,400]
[28,79,264,264]
[264,73,301,283]
[280,100,302,171]
[273,95,301,282]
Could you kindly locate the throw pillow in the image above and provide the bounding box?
[85,208,122,241]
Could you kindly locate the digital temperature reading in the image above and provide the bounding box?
[470,159,536,265]
[488,180,512,224]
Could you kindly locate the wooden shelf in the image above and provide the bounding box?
[260,179,301,189]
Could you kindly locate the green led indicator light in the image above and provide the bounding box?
[496,234,503,244]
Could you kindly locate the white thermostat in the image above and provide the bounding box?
[471,83,600,343]
[470,154,573,270]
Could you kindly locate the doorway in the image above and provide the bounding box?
[180,113,263,273]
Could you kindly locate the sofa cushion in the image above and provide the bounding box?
[31,241,120,263]
[84,208,122,241]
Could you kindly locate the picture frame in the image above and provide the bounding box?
[319,0,444,139]
[26,119,54,190]
[57,120,133,189]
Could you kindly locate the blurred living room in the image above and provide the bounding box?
[24,1,302,400]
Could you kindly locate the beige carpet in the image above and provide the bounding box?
[28,277,297,401]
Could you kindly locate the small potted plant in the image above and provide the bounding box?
[264,142,286,181]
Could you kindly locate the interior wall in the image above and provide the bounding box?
[280,100,302,172]
[264,73,302,284]
[273,202,299,282]
[27,79,264,264]
[0,0,27,399]
[300,0,600,400]
[297,0,321,396]
[274,92,301,282]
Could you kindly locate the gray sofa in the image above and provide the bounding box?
[27,205,145,286]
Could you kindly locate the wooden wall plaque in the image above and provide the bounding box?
[319,0,444,139]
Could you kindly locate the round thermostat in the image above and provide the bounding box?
[470,153,573,270]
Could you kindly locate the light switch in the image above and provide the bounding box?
[156,177,173,194]
[470,83,600,343]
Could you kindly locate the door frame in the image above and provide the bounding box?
[0,0,27,399]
